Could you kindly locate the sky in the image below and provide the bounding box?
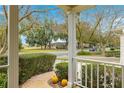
[30,5,65,24]
[1,5,124,24]
[1,5,124,44]
[80,5,124,23]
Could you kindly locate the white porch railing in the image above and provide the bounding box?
[73,57,124,88]
[0,65,9,69]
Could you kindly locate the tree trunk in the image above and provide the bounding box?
[0,42,7,55]
[65,39,68,49]
[0,27,8,55]
[44,45,47,49]
[0,43,1,50]
[80,42,84,50]
[77,42,80,49]
[48,42,51,49]
[101,44,106,56]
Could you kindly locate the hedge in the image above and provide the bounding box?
[55,62,68,80]
[0,53,56,87]
[0,69,7,88]
[77,51,101,56]
[77,50,120,57]
[55,62,122,88]
[105,51,120,57]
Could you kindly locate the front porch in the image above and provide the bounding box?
[20,56,121,88]
[0,5,124,88]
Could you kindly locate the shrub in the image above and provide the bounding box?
[105,51,120,57]
[0,55,7,65]
[19,53,56,84]
[55,62,122,88]
[0,72,7,88]
[77,51,101,56]
[0,60,5,65]
[110,48,115,51]
[0,53,56,85]
[55,62,68,80]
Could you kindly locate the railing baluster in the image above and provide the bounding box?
[91,64,93,88]
[104,64,106,88]
[80,63,82,85]
[97,64,99,88]
[112,65,115,88]
[73,57,124,88]
[75,61,78,83]
[77,62,83,85]
[85,63,87,87]
[122,66,124,88]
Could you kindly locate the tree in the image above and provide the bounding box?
[80,6,124,55]
[0,25,5,50]
[76,15,92,49]
[52,11,68,49]
[25,18,55,49]
[19,36,23,50]
[0,5,58,54]
[25,29,36,47]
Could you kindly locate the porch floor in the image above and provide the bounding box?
[20,71,56,88]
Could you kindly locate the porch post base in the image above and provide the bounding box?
[67,82,74,88]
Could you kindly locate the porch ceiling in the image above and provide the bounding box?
[58,5,96,13]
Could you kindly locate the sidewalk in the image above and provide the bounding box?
[20,71,56,88]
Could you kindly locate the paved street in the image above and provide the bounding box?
[78,56,120,63]
[49,51,120,63]
[20,50,120,63]
[51,51,120,69]
[48,51,68,57]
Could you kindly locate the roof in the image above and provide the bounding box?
[51,38,66,44]
[58,5,96,13]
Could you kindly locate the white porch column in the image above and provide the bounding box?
[67,11,77,87]
[120,30,124,88]
[120,30,124,65]
[8,5,19,88]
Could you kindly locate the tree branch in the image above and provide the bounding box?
[89,15,103,40]
[2,5,8,21]
[19,8,58,22]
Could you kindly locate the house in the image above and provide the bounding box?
[51,38,67,49]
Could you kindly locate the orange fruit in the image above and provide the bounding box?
[61,79,68,87]
[51,75,58,84]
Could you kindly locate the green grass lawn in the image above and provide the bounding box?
[20,48,67,54]
[56,57,68,61]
